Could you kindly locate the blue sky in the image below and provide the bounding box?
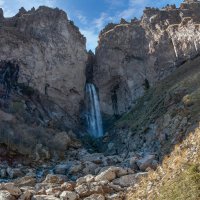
[0,0,183,51]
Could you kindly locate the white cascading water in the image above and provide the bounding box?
[171,38,178,58]
[85,83,103,138]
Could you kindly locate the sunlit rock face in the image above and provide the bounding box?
[94,1,200,117]
[0,6,87,128]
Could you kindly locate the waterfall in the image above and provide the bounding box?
[85,83,103,138]
[194,40,198,52]
[171,38,178,58]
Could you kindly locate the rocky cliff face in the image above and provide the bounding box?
[94,1,200,117]
[0,6,87,128]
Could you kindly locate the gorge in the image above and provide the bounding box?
[0,0,200,199]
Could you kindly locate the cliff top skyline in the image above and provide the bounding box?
[0,0,183,50]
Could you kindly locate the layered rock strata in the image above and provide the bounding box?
[0,6,87,128]
[94,0,200,117]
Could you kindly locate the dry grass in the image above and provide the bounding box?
[127,127,200,199]
[125,57,200,199]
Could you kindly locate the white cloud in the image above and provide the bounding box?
[118,7,136,19]
[76,11,87,24]
[80,28,99,51]
[92,0,147,31]
[93,13,107,30]
[118,0,148,20]
[93,12,113,30]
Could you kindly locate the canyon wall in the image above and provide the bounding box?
[0,6,87,127]
[94,1,200,117]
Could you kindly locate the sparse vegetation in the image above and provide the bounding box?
[156,164,200,200]
[116,57,200,132]
[121,57,200,199]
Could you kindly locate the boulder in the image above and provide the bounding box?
[129,157,139,170]
[83,194,105,200]
[54,164,68,175]
[7,167,24,179]
[112,174,136,187]
[60,191,78,200]
[1,183,22,196]
[69,163,83,174]
[75,184,90,197]
[18,190,32,200]
[95,168,116,182]
[0,190,16,200]
[76,175,94,186]
[61,182,75,191]
[53,132,71,151]
[105,192,124,200]
[136,155,156,171]
[82,161,98,175]
[31,195,60,200]
[20,186,36,194]
[43,174,65,184]
[0,169,7,178]
[14,176,36,187]
[46,187,62,196]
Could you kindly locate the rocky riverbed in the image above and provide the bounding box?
[0,146,159,200]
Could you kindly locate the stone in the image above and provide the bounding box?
[60,191,78,200]
[7,167,24,179]
[43,174,65,184]
[75,184,90,197]
[1,183,22,196]
[112,174,136,187]
[46,187,62,196]
[95,167,117,182]
[82,161,98,175]
[35,144,50,161]
[14,176,36,187]
[83,194,105,200]
[31,195,60,200]
[0,169,7,178]
[108,183,123,192]
[18,190,32,200]
[136,155,156,171]
[134,172,148,179]
[53,132,71,152]
[106,192,124,200]
[88,183,104,194]
[76,174,94,186]
[69,163,82,174]
[54,164,68,175]
[61,182,75,191]
[0,190,16,200]
[129,157,139,170]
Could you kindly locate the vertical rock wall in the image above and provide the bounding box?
[94,1,200,117]
[0,7,87,127]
